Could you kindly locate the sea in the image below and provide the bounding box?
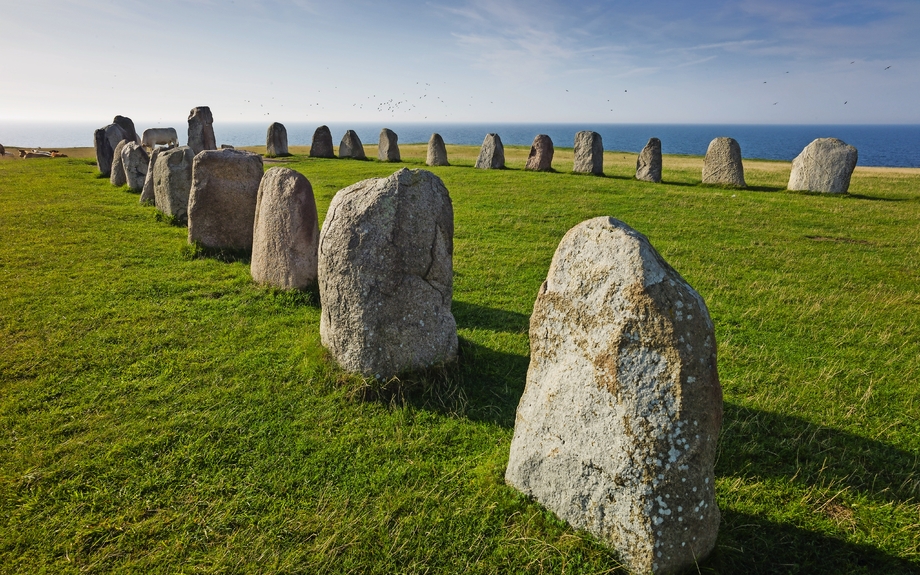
[2,122,918,168]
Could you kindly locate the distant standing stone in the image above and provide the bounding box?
[636,137,662,183]
[110,139,129,186]
[94,123,127,176]
[121,142,150,192]
[220,144,235,149]
[318,168,457,377]
[0,144,5,156]
[702,137,745,187]
[426,133,449,166]
[113,115,139,144]
[309,125,335,158]
[378,128,400,162]
[525,134,554,171]
[573,131,603,175]
[266,122,289,157]
[188,149,264,251]
[251,167,319,290]
[787,138,858,194]
[140,147,161,204]
[506,216,722,575]
[475,133,504,169]
[339,130,366,160]
[153,146,195,224]
[187,106,217,155]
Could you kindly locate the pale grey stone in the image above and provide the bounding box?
[339,130,366,160]
[506,216,722,575]
[251,167,319,290]
[378,128,400,162]
[94,123,127,176]
[187,106,216,155]
[426,133,449,166]
[153,146,195,224]
[318,168,457,377]
[310,125,335,158]
[188,149,264,251]
[475,133,504,169]
[787,138,858,194]
[636,137,662,183]
[110,140,129,186]
[525,134,554,171]
[266,122,289,157]
[573,131,604,175]
[121,142,150,191]
[140,147,161,204]
[702,137,745,187]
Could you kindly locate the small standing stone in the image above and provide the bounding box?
[251,168,319,290]
[94,123,127,176]
[188,149,264,251]
[506,216,722,575]
[140,147,161,204]
[636,137,662,183]
[0,144,5,156]
[475,133,504,169]
[187,106,217,155]
[787,138,858,194]
[378,128,400,162]
[310,125,335,158]
[318,168,457,377]
[339,130,366,160]
[266,122,289,157]
[113,115,139,143]
[573,131,604,175]
[525,134,554,171]
[121,142,150,191]
[153,146,195,224]
[702,137,745,187]
[109,140,129,186]
[220,144,235,149]
[426,133,449,166]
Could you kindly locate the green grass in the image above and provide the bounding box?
[1,146,919,574]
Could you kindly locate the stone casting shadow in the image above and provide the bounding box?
[452,299,530,334]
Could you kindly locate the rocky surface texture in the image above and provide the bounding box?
[787,138,858,194]
[702,137,745,187]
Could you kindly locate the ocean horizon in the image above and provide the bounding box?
[2,121,918,168]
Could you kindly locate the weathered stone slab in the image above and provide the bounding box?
[636,137,662,183]
[377,128,400,162]
[573,131,604,175]
[525,134,554,171]
[266,122,289,157]
[475,133,504,169]
[94,123,127,176]
[188,149,264,251]
[702,137,745,187]
[318,168,457,377]
[426,133,449,166]
[121,142,150,191]
[310,125,335,158]
[187,106,216,155]
[153,146,195,224]
[787,138,858,194]
[113,115,139,144]
[506,216,722,575]
[110,139,129,186]
[251,167,319,290]
[140,147,161,204]
[339,130,366,160]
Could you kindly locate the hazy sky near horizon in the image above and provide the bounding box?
[1,0,918,125]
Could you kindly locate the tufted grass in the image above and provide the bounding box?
[1,147,918,574]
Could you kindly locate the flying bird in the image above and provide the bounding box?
[885,66,891,69]
[844,101,848,104]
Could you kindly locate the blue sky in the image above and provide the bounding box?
[1,0,918,124]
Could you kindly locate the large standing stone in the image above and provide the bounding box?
[94,123,127,176]
[140,147,161,204]
[339,130,367,160]
[187,106,217,155]
[310,125,335,158]
[188,149,264,251]
[787,138,858,194]
[318,168,457,377]
[109,140,129,186]
[113,115,139,144]
[475,133,504,169]
[251,168,319,290]
[573,131,604,175]
[121,142,150,191]
[525,134,554,171]
[426,133,449,166]
[266,122,289,157]
[0,144,5,156]
[702,137,745,187]
[378,128,400,162]
[153,146,195,224]
[506,216,722,575]
[636,137,663,183]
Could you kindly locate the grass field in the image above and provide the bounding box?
[1,143,918,574]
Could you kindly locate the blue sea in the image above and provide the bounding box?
[3,121,918,168]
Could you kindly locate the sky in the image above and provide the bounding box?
[1,0,918,125]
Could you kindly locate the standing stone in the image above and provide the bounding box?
[121,142,150,191]
[339,130,366,160]
[153,146,195,224]
[426,133,449,166]
[140,147,161,204]
[787,138,858,194]
[525,134,554,172]
[702,137,745,187]
[378,128,400,162]
[0,144,5,156]
[94,123,127,176]
[266,122,289,157]
[187,106,217,155]
[318,168,457,377]
[573,131,604,175]
[506,216,722,575]
[113,115,139,144]
[109,140,129,186]
[188,149,264,251]
[251,168,319,290]
[475,133,504,169]
[309,125,335,158]
[220,144,235,149]
[636,137,663,183]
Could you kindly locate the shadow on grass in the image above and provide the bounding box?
[453,300,529,334]
[785,190,908,202]
[181,241,252,264]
